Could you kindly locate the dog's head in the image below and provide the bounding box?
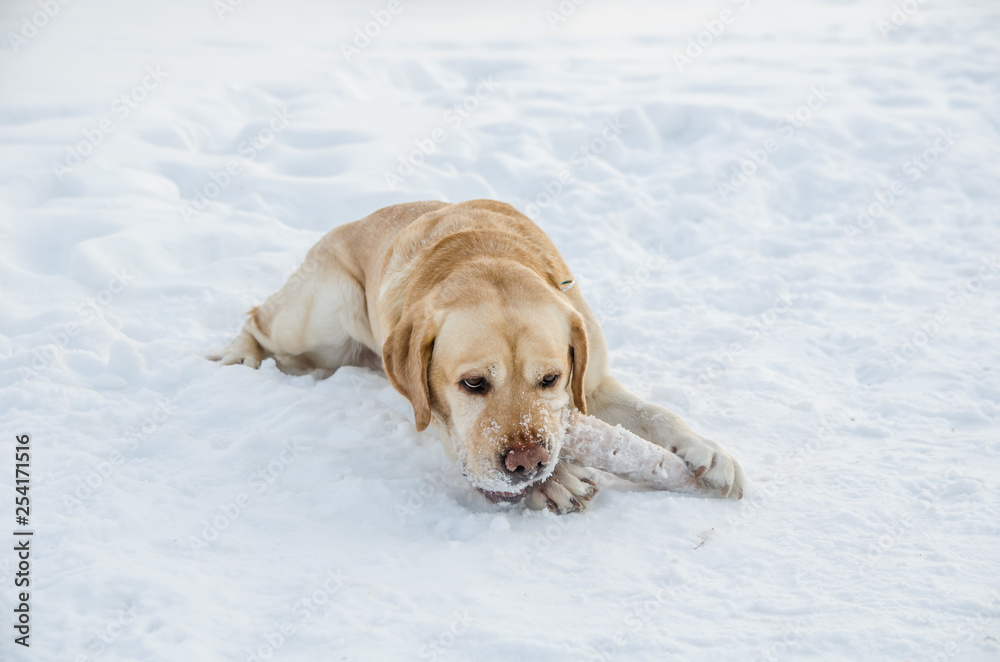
[382,264,588,501]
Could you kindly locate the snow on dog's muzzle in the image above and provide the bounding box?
[473,441,555,505]
[503,441,550,483]
[477,488,526,504]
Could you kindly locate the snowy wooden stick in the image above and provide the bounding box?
[560,411,706,495]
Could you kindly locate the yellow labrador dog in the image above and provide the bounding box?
[213,200,745,512]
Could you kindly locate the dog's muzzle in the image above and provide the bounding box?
[477,488,526,504]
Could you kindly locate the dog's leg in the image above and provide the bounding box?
[210,245,377,377]
[560,411,730,496]
[587,376,745,499]
[209,314,269,368]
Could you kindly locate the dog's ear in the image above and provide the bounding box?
[382,312,437,432]
[567,310,589,415]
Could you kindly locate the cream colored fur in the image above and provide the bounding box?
[212,200,745,512]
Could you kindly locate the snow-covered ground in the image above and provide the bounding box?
[2,0,999,659]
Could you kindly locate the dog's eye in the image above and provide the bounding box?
[539,373,560,388]
[461,377,489,393]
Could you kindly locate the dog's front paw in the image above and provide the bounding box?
[672,436,746,499]
[524,460,599,514]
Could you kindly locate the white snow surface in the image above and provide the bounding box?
[2,0,1000,660]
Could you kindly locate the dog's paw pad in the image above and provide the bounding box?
[525,460,599,514]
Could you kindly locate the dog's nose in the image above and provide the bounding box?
[504,442,549,480]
